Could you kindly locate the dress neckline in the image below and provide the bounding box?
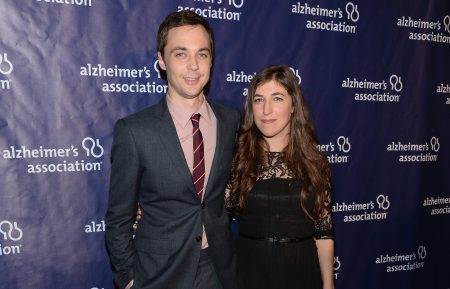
[267,151,283,154]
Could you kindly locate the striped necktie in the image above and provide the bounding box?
[190,113,205,200]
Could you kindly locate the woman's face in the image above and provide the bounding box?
[252,79,294,150]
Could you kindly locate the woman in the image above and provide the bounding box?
[226,65,334,289]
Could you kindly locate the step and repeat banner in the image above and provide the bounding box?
[1,0,449,288]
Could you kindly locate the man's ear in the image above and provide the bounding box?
[157,52,166,71]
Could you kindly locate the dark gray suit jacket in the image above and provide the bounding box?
[105,97,240,289]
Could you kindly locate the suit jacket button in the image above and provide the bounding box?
[201,202,205,208]
[196,235,202,242]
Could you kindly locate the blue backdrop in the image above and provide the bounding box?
[1,1,449,288]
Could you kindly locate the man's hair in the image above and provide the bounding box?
[157,11,214,59]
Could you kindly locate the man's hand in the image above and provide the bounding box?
[133,205,142,229]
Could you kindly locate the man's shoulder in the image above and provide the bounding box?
[208,98,240,120]
[119,100,165,125]
[208,98,238,112]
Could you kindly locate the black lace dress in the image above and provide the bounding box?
[226,152,333,289]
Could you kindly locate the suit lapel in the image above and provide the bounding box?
[204,100,225,199]
[156,99,198,198]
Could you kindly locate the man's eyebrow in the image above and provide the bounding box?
[198,47,211,53]
[169,47,211,53]
[169,47,187,53]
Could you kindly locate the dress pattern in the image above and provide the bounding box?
[226,152,333,289]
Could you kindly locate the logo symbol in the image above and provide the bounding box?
[334,256,341,270]
[0,221,23,241]
[345,2,359,22]
[444,15,450,33]
[82,137,104,158]
[389,75,403,92]
[376,195,390,210]
[430,137,440,152]
[0,53,13,75]
[154,59,162,79]
[337,136,351,153]
[289,67,302,84]
[417,245,427,259]
[228,0,244,8]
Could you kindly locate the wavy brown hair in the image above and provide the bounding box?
[230,65,331,220]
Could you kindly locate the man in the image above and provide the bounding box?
[105,11,240,289]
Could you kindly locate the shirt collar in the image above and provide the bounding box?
[166,94,213,128]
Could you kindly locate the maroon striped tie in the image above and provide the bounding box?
[190,114,205,200]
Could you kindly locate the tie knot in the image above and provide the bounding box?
[190,113,201,128]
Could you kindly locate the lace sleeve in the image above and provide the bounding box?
[224,178,239,210]
[314,189,334,239]
[224,181,240,220]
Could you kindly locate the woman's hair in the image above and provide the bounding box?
[230,64,331,220]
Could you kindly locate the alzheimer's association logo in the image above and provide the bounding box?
[334,256,341,279]
[0,220,23,256]
[82,137,104,158]
[0,53,13,75]
[443,15,450,33]
[389,75,403,92]
[345,2,359,22]
[0,53,13,90]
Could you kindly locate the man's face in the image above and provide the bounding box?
[158,25,212,101]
